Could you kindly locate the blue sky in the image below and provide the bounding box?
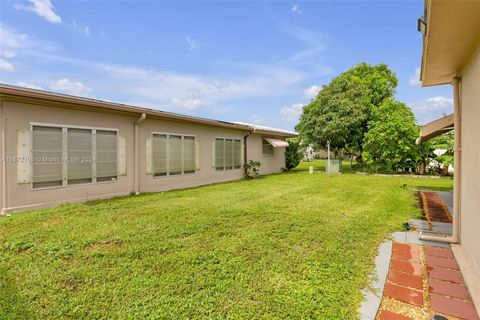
[0,0,453,131]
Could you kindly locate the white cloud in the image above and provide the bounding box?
[212,106,233,114]
[50,78,92,96]
[280,103,303,120]
[1,51,16,58]
[0,25,53,57]
[303,84,322,99]
[426,96,453,107]
[409,67,421,86]
[278,25,332,77]
[71,21,90,36]
[409,96,454,124]
[185,36,199,52]
[0,26,308,116]
[95,62,304,110]
[15,0,62,24]
[283,26,328,59]
[291,4,302,14]
[0,26,35,72]
[0,58,15,72]
[16,81,43,90]
[410,96,453,111]
[0,27,30,49]
[171,98,203,110]
[248,114,265,125]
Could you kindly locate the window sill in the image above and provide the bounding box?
[152,172,197,179]
[31,179,119,191]
[214,167,243,173]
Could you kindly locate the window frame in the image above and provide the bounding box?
[262,138,275,156]
[151,131,197,178]
[214,136,242,171]
[30,122,119,190]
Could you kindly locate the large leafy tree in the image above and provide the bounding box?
[362,98,418,172]
[296,63,398,156]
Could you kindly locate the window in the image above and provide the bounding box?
[215,137,241,170]
[96,130,118,182]
[233,140,241,169]
[67,128,93,185]
[31,124,118,189]
[215,138,225,171]
[183,136,196,174]
[152,134,167,176]
[169,135,182,175]
[152,133,196,176]
[262,138,274,156]
[32,126,63,189]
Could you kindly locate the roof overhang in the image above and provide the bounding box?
[254,129,297,138]
[264,137,289,148]
[416,113,454,144]
[420,0,480,86]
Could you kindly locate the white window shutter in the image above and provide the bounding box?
[146,136,153,174]
[117,135,127,176]
[17,129,32,184]
[195,140,200,171]
[211,140,216,168]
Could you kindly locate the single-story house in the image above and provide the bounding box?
[416,0,480,311]
[0,84,296,213]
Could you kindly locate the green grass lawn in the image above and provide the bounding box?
[0,160,452,319]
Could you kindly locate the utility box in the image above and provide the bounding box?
[326,159,341,173]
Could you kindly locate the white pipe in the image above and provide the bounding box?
[134,113,146,195]
[419,77,461,244]
[419,232,454,243]
[243,129,254,177]
[327,140,330,175]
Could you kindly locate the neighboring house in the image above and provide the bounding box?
[0,84,296,213]
[430,149,454,174]
[416,0,480,311]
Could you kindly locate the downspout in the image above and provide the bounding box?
[134,113,146,195]
[243,128,255,177]
[420,77,461,244]
[1,98,6,215]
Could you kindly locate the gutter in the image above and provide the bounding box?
[419,77,461,244]
[134,113,146,195]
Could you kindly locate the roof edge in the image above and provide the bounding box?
[0,83,270,133]
[416,113,454,144]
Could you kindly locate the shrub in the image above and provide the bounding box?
[245,160,261,178]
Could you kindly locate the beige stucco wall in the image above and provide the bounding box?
[247,133,286,175]
[459,42,480,275]
[138,119,246,193]
[1,99,136,212]
[0,98,288,212]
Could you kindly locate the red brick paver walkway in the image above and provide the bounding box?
[417,191,452,224]
[377,242,479,320]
